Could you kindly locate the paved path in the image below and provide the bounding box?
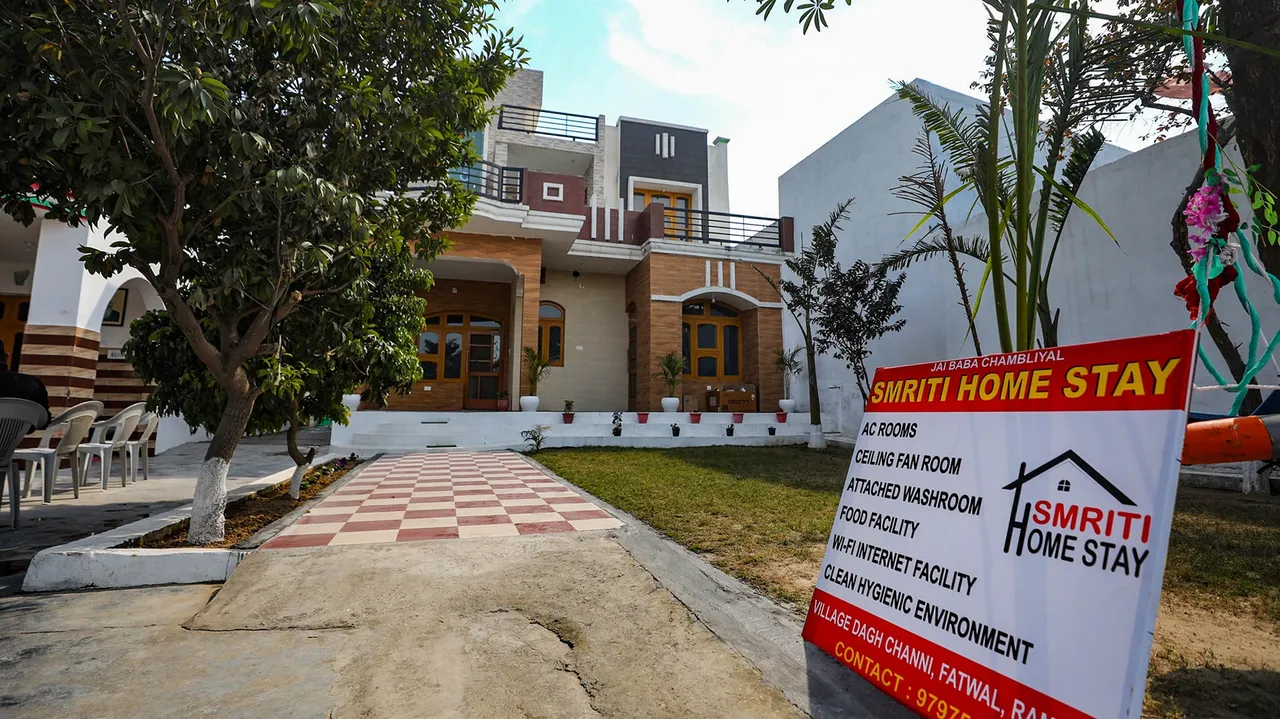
[0,429,330,574]
[264,452,622,549]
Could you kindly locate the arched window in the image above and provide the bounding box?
[1057,480,1071,493]
[681,301,742,383]
[537,301,566,367]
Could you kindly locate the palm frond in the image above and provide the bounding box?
[894,82,986,180]
[875,235,992,273]
[1049,127,1106,233]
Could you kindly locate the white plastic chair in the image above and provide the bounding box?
[0,398,51,528]
[14,400,102,503]
[125,412,159,483]
[77,402,145,490]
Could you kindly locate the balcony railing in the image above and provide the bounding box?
[498,104,599,143]
[448,160,524,203]
[658,208,787,252]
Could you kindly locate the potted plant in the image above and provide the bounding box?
[732,412,744,423]
[671,423,681,437]
[767,426,777,436]
[521,346,552,412]
[776,346,802,414]
[654,351,685,412]
[689,411,702,424]
[637,411,650,424]
[496,390,510,412]
[611,412,623,437]
[562,399,575,424]
[776,411,788,423]
[726,424,734,437]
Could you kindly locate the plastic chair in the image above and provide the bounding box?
[77,402,145,490]
[0,398,51,528]
[125,412,159,483]
[14,400,102,503]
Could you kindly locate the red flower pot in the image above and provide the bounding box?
[637,412,650,424]
[776,412,788,423]
[496,399,510,411]
[689,412,702,424]
[563,413,575,424]
[732,412,744,423]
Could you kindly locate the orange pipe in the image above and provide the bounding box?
[1182,415,1278,465]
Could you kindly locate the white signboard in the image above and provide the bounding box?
[803,331,1196,719]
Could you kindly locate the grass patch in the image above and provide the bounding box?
[536,445,850,608]
[128,455,363,549]
[1162,488,1280,628]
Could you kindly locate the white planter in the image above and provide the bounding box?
[520,396,540,412]
[661,397,680,412]
[778,399,797,413]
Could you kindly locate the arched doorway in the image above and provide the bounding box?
[418,312,504,410]
[681,300,743,384]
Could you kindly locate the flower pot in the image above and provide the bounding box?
[689,412,702,424]
[496,399,510,411]
[637,412,650,424]
[768,427,777,436]
[726,425,734,437]
[520,396,540,412]
[612,427,622,437]
[661,397,680,412]
[671,426,681,437]
[731,412,744,423]
[563,413,575,424]
[342,394,362,414]
[776,412,788,423]
[779,399,797,413]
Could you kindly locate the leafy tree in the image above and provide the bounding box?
[757,198,854,448]
[0,0,524,542]
[815,261,907,403]
[126,235,431,498]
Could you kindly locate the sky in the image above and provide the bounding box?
[494,0,1160,218]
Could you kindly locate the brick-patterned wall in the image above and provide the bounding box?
[646,252,782,302]
[624,254,786,411]
[440,233,542,397]
[375,278,513,412]
[22,325,100,414]
[92,350,157,453]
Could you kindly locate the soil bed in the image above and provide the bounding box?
[125,456,363,549]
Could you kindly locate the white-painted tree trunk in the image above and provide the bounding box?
[808,425,827,450]
[288,462,310,500]
[189,457,229,544]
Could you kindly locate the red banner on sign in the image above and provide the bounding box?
[803,588,1091,719]
[864,330,1196,414]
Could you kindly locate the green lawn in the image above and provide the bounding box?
[535,445,850,607]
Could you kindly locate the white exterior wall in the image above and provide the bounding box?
[708,139,731,213]
[779,80,1262,436]
[494,69,544,109]
[537,270,628,412]
[604,124,622,210]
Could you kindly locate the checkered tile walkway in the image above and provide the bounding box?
[261,451,623,549]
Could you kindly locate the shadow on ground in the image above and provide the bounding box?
[1148,666,1280,718]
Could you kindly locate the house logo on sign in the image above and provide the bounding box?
[1001,450,1154,579]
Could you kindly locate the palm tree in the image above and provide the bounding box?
[774,346,803,401]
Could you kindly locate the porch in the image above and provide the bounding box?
[331,411,809,452]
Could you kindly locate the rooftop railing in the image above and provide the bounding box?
[498,105,599,143]
[447,160,524,204]
[657,207,789,253]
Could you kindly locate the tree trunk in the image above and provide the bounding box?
[1170,148,1263,415]
[188,369,257,545]
[803,321,826,450]
[286,399,316,500]
[1221,1,1280,280]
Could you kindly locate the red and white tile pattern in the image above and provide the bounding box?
[261,451,622,549]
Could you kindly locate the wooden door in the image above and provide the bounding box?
[463,329,503,410]
[0,295,31,371]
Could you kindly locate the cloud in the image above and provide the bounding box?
[604,0,994,216]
